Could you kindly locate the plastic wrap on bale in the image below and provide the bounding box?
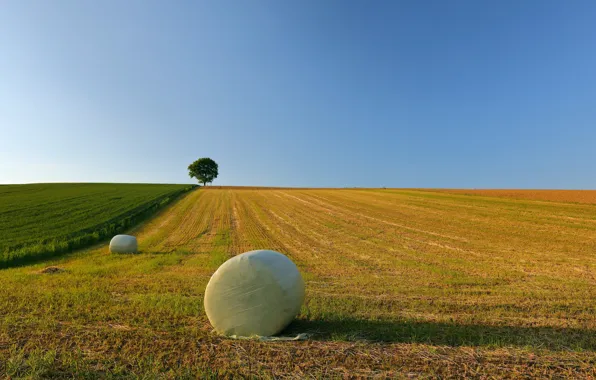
[109,234,138,254]
[204,250,305,337]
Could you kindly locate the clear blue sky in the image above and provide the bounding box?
[1,1,595,188]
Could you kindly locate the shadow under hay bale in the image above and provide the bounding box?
[283,317,596,351]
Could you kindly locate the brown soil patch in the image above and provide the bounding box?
[38,266,66,274]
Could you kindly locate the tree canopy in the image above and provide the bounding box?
[188,158,218,186]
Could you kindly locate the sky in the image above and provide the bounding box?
[1,1,595,188]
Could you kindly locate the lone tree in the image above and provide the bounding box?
[188,157,218,186]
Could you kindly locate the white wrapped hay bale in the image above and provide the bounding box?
[109,234,138,254]
[204,249,305,337]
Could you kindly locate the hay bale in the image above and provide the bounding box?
[204,250,305,337]
[109,234,138,254]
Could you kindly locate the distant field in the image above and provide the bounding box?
[0,183,194,266]
[0,188,594,378]
[211,187,596,204]
[429,188,596,204]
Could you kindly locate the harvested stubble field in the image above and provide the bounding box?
[0,187,595,378]
[429,188,596,205]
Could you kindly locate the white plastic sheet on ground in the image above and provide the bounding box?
[109,234,138,254]
[204,249,305,337]
[227,333,309,341]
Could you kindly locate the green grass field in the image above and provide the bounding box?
[0,183,194,267]
[0,187,595,378]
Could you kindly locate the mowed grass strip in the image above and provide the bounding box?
[0,183,195,267]
[0,188,595,377]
